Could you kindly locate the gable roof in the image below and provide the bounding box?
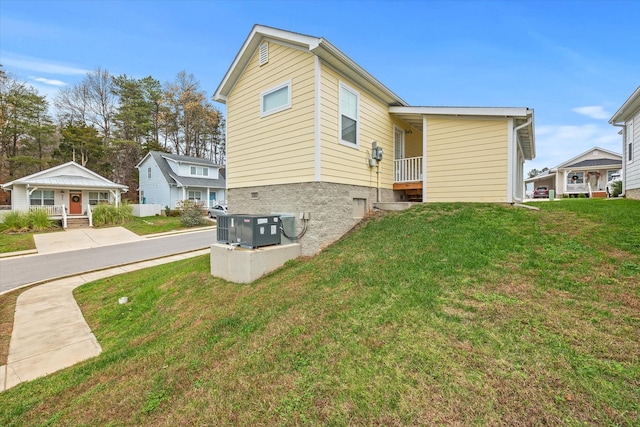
[610,85,640,124]
[214,24,408,107]
[1,161,127,191]
[139,151,226,189]
[554,146,622,170]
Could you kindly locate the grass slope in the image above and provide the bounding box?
[1,200,638,426]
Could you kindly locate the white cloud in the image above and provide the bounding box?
[573,106,611,120]
[526,123,622,173]
[30,76,67,87]
[2,52,89,76]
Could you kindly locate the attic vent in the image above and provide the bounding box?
[259,42,269,66]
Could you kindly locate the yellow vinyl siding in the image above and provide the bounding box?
[426,118,508,202]
[319,64,395,188]
[226,43,316,188]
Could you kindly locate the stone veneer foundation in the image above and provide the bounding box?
[228,182,396,256]
[624,188,640,200]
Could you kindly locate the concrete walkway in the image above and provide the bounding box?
[33,227,144,254]
[0,227,212,392]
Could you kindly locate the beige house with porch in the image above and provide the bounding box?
[525,147,622,198]
[1,161,128,228]
[213,25,536,255]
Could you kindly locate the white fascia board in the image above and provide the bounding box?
[135,151,152,169]
[213,24,407,107]
[312,41,408,106]
[214,25,320,103]
[610,85,640,124]
[389,106,532,118]
[554,146,622,170]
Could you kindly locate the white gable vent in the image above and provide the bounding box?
[259,42,269,66]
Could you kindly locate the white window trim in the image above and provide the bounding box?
[260,80,291,117]
[339,81,360,148]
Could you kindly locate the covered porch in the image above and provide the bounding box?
[1,161,128,229]
[388,107,535,203]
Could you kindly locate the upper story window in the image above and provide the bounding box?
[30,190,54,206]
[339,82,359,147]
[190,166,210,176]
[261,80,291,117]
[147,167,151,179]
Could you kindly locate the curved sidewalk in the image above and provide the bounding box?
[0,249,209,392]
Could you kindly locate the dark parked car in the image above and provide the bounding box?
[533,186,549,199]
[207,204,227,218]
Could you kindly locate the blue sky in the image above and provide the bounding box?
[2,0,639,173]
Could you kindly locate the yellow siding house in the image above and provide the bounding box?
[214,25,535,255]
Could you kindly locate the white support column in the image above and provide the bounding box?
[422,115,428,202]
[507,118,514,203]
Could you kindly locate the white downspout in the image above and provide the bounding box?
[611,123,626,196]
[512,118,532,203]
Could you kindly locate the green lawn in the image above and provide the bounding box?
[1,199,638,426]
[0,216,208,254]
[0,231,36,254]
[121,215,207,235]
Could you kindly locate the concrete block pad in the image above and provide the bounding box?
[210,243,300,284]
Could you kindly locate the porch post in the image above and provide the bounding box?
[422,115,427,202]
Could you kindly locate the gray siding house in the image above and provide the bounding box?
[136,151,226,208]
[610,85,640,199]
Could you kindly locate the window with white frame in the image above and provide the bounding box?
[147,167,151,179]
[607,170,619,181]
[261,80,291,117]
[189,166,209,176]
[568,172,584,184]
[30,190,55,206]
[89,192,109,205]
[188,190,202,201]
[339,83,359,146]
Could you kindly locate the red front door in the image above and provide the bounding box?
[69,193,82,214]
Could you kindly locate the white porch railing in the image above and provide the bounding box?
[565,183,592,197]
[29,205,64,216]
[394,157,423,183]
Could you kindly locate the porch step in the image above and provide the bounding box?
[66,217,91,229]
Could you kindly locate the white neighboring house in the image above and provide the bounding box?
[1,161,128,228]
[525,147,622,198]
[136,151,226,209]
[609,85,640,199]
